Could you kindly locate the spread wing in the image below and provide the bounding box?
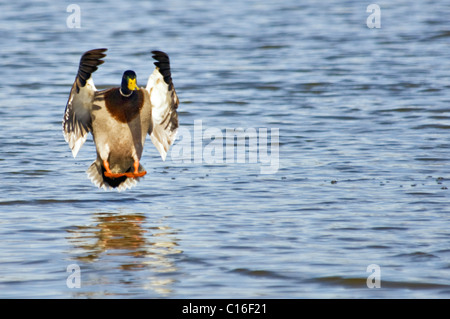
[146,51,179,161]
[63,48,107,157]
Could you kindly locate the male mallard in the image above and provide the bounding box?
[63,48,179,190]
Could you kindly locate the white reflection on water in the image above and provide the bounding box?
[66,212,182,297]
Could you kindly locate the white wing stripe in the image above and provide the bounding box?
[146,67,179,161]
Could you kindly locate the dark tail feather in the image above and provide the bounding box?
[86,159,141,191]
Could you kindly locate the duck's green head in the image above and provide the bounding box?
[120,70,139,96]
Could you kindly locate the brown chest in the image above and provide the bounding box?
[102,88,144,123]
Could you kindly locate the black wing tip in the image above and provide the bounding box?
[80,48,108,63]
[83,48,108,56]
[151,50,174,90]
[80,48,108,64]
[151,50,169,59]
[76,48,108,89]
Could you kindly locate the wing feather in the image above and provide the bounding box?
[63,48,107,157]
[146,51,179,161]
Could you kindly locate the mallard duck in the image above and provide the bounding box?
[63,48,179,190]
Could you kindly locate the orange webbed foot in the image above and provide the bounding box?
[124,171,147,178]
[102,159,146,179]
[103,160,128,178]
[124,160,146,178]
[104,171,129,178]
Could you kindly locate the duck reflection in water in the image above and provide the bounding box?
[66,212,181,296]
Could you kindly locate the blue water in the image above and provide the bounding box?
[1,0,450,298]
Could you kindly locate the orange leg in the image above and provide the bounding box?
[124,160,147,178]
[103,159,127,179]
[103,159,146,179]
